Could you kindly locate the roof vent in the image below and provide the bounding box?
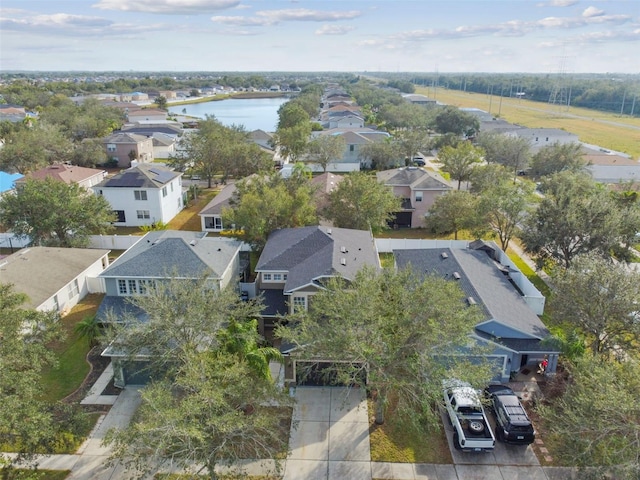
[340,258,347,266]
[189,240,197,246]
[340,246,347,253]
[327,228,332,235]
[453,272,461,280]
[467,297,477,305]
[441,252,448,259]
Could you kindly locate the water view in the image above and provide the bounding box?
[168,97,289,132]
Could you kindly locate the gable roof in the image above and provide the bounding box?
[377,167,452,190]
[17,164,105,185]
[100,230,240,280]
[199,183,237,216]
[394,248,549,339]
[96,164,180,189]
[256,226,379,293]
[0,247,110,309]
[103,132,150,144]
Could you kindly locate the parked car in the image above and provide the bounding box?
[484,384,535,445]
[443,379,495,452]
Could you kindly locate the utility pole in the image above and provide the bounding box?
[620,90,626,115]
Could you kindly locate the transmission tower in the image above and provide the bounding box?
[548,55,572,112]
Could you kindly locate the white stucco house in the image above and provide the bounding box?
[0,246,110,314]
[93,164,183,227]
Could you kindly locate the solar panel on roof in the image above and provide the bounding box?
[107,172,144,187]
[153,171,175,183]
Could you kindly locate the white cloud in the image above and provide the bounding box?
[212,8,361,26]
[93,0,240,14]
[535,0,578,6]
[315,24,355,35]
[583,6,605,18]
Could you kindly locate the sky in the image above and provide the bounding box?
[1,0,638,73]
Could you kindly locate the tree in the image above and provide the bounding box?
[469,163,512,194]
[0,177,115,247]
[0,123,73,173]
[393,129,432,165]
[323,172,400,232]
[104,279,291,480]
[478,179,534,251]
[222,173,317,251]
[550,253,640,358]
[305,134,345,172]
[154,95,168,111]
[71,138,108,167]
[174,117,272,188]
[276,267,491,428]
[359,138,400,170]
[476,131,531,180]
[433,106,479,137]
[529,141,587,178]
[74,315,101,348]
[273,102,312,162]
[378,103,430,131]
[538,357,640,478]
[438,142,484,190]
[0,284,61,467]
[520,172,624,268]
[424,190,480,240]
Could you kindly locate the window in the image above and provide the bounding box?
[293,296,307,312]
[68,279,79,299]
[162,186,168,197]
[53,295,59,312]
[415,192,423,202]
[137,210,150,219]
[273,273,282,281]
[107,143,116,152]
[128,280,138,294]
[117,279,154,296]
[170,182,174,192]
[205,217,223,230]
[97,189,103,195]
[263,273,272,281]
[114,210,126,223]
[283,273,288,281]
[134,190,147,201]
[349,145,355,152]
[118,279,127,295]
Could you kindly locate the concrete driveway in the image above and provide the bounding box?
[284,386,371,480]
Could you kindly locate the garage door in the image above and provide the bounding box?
[295,361,367,387]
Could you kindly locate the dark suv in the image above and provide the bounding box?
[485,385,535,445]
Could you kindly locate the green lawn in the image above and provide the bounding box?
[40,293,104,402]
[368,401,452,464]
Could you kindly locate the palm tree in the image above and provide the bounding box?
[216,318,283,381]
[74,315,101,348]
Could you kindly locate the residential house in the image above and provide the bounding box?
[127,109,168,123]
[328,113,364,130]
[93,164,183,227]
[0,246,110,313]
[506,128,579,151]
[0,171,24,197]
[249,129,275,148]
[582,146,640,184]
[310,172,343,221]
[255,226,380,333]
[15,163,106,190]
[199,183,237,232]
[96,230,244,385]
[377,166,452,228]
[121,121,183,138]
[102,132,154,168]
[403,94,438,106]
[150,133,178,159]
[311,128,391,172]
[393,240,558,382]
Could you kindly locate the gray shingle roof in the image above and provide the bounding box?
[198,183,237,216]
[394,248,549,340]
[100,230,240,280]
[256,226,380,292]
[377,167,451,190]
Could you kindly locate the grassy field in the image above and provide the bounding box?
[417,86,640,160]
[40,293,104,402]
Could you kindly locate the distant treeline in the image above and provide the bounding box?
[405,73,640,117]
